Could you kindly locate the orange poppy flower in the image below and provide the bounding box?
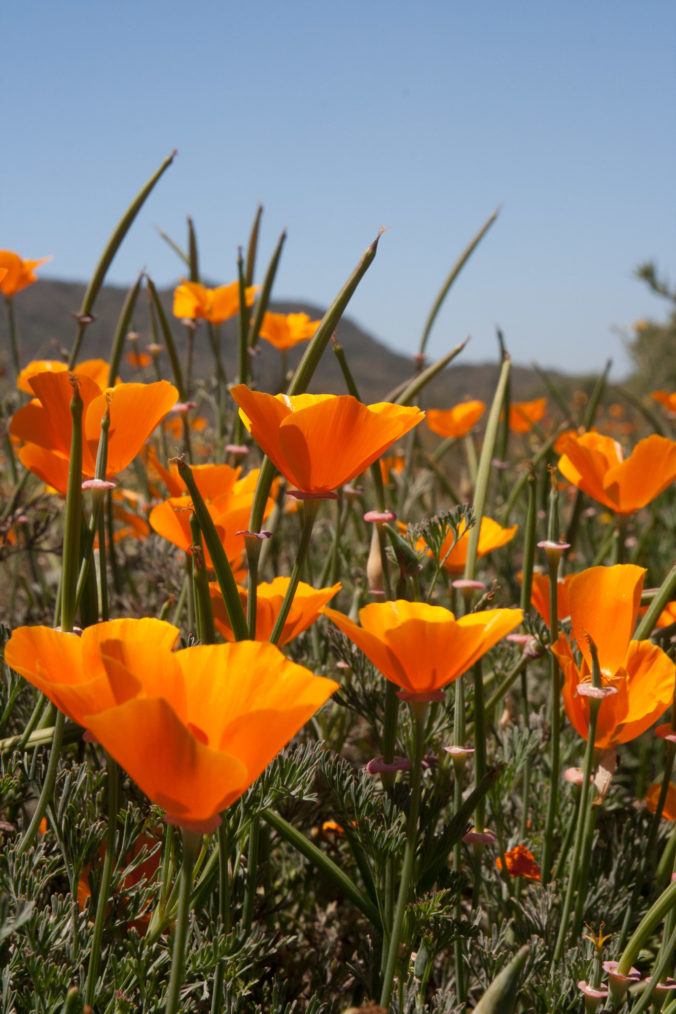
[496,845,541,881]
[525,571,574,625]
[258,311,321,350]
[10,369,177,495]
[78,831,162,933]
[639,600,676,630]
[410,516,517,574]
[126,350,152,370]
[557,432,676,514]
[425,400,485,439]
[17,359,112,395]
[5,619,338,827]
[231,386,425,497]
[552,565,675,749]
[149,467,274,574]
[652,391,676,414]
[322,600,523,697]
[645,782,676,821]
[0,250,50,297]
[380,453,405,484]
[209,577,341,645]
[508,398,547,434]
[172,279,259,324]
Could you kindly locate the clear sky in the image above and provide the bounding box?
[3,1,675,378]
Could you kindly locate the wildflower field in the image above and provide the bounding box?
[1,156,676,1014]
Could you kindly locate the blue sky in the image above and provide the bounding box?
[3,1,675,378]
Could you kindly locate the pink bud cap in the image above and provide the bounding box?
[81,478,116,491]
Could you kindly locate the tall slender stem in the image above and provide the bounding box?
[380,703,427,1008]
[165,829,198,1014]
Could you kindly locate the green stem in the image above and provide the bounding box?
[164,829,198,1014]
[177,460,248,641]
[380,702,427,1008]
[268,499,321,644]
[16,711,65,858]
[242,817,260,932]
[464,356,511,581]
[69,152,175,368]
[553,643,602,961]
[418,208,499,357]
[261,810,379,925]
[84,754,120,1006]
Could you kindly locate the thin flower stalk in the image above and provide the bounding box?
[69,152,175,369]
[619,685,676,948]
[379,701,428,1008]
[518,471,537,847]
[189,514,216,645]
[268,498,321,645]
[106,273,143,387]
[612,879,676,1007]
[464,354,511,581]
[176,459,248,641]
[541,539,566,883]
[262,810,380,925]
[84,752,120,1007]
[417,208,499,358]
[247,230,287,351]
[17,383,83,858]
[552,637,603,962]
[164,828,199,1014]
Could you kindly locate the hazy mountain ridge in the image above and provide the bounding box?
[3,279,584,405]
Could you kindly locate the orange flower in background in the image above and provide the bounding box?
[552,565,675,749]
[172,279,259,324]
[5,620,338,827]
[258,311,321,350]
[496,845,541,881]
[0,250,50,297]
[17,359,112,394]
[126,350,152,370]
[149,466,274,575]
[380,452,406,484]
[645,782,676,821]
[10,369,177,495]
[425,400,485,439]
[557,432,676,514]
[209,577,341,645]
[231,386,424,497]
[652,391,676,414]
[322,600,523,696]
[525,571,574,625]
[109,488,151,543]
[508,398,547,434]
[411,516,517,574]
[639,600,676,630]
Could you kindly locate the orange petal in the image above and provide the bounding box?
[86,381,178,477]
[567,565,645,675]
[425,401,485,439]
[84,696,251,821]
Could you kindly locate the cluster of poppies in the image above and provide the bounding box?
[4,254,676,840]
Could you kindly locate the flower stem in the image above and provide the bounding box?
[84,753,119,1007]
[553,641,602,961]
[268,498,321,645]
[164,829,198,1014]
[380,702,427,1008]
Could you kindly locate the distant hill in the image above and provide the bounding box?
[2,279,586,406]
